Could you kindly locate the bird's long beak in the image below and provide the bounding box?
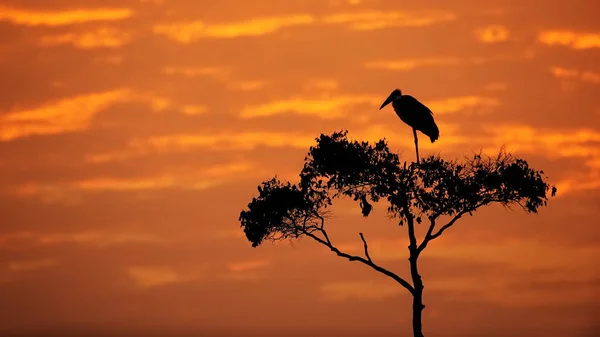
[379,94,393,110]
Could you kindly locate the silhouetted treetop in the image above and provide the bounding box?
[239,130,556,248]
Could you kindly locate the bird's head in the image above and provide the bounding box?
[379,89,402,110]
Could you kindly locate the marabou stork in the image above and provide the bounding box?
[379,89,439,163]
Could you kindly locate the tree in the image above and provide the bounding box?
[238,130,557,337]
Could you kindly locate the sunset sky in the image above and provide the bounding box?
[1,0,599,336]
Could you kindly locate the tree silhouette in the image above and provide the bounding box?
[239,130,557,337]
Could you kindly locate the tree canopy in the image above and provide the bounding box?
[239,130,556,249]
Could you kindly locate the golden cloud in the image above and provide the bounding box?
[321,10,456,30]
[538,30,600,49]
[132,131,316,152]
[227,259,271,273]
[365,57,461,71]
[554,171,600,197]
[475,25,509,43]
[425,96,500,115]
[0,89,132,141]
[0,89,176,142]
[127,266,194,288]
[154,10,454,43]
[550,66,600,84]
[482,125,600,161]
[163,66,229,78]
[153,14,315,42]
[39,28,132,49]
[163,66,265,91]
[73,162,255,192]
[240,95,379,119]
[240,94,498,120]
[181,105,208,115]
[0,5,133,26]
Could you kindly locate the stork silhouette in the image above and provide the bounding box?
[379,89,439,163]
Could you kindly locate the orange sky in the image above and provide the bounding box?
[0,0,599,336]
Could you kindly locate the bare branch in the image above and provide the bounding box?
[358,232,372,263]
[416,218,436,253]
[302,229,415,295]
[429,201,490,241]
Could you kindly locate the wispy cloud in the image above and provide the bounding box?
[154,14,315,42]
[321,10,456,30]
[240,95,378,119]
[39,28,133,49]
[227,259,271,273]
[475,25,509,43]
[0,89,132,141]
[538,30,600,49]
[482,125,600,162]
[241,95,499,119]
[0,5,133,26]
[365,57,461,71]
[550,66,600,84]
[0,231,167,250]
[154,10,455,43]
[127,266,199,288]
[0,89,175,142]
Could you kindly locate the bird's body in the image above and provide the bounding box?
[379,89,440,163]
[380,90,439,143]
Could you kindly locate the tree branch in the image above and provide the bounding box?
[428,201,490,241]
[416,218,436,253]
[302,229,415,295]
[359,232,372,263]
[404,208,418,255]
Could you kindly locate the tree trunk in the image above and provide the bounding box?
[412,285,425,337]
[409,254,425,337]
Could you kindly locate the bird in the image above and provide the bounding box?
[379,89,439,163]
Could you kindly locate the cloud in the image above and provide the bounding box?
[553,171,600,197]
[426,96,500,115]
[131,132,316,152]
[163,65,266,91]
[153,14,315,42]
[0,5,133,26]
[475,25,509,43]
[0,89,131,141]
[365,57,462,71]
[127,266,197,288]
[154,10,455,43]
[550,66,600,84]
[240,95,499,119]
[0,231,167,250]
[39,28,133,49]
[240,95,379,119]
[482,125,600,162]
[227,259,271,273]
[163,66,229,78]
[0,89,175,142]
[8,258,58,272]
[321,10,456,30]
[538,30,600,49]
[320,280,405,301]
[181,105,208,115]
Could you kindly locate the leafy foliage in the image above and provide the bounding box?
[239,130,556,247]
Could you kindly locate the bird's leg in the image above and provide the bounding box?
[413,128,420,164]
